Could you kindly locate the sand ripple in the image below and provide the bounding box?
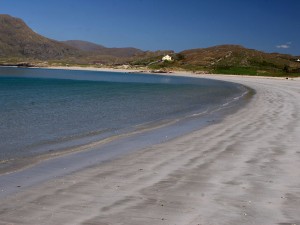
[0,75,299,225]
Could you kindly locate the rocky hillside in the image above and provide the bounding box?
[0,14,80,60]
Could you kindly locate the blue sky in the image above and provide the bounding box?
[1,0,299,55]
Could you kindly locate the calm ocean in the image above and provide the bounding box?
[0,67,248,165]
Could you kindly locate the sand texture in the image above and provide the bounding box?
[0,75,299,225]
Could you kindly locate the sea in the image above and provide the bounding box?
[0,67,250,169]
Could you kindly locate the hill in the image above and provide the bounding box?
[140,45,299,76]
[178,45,300,75]
[0,14,299,76]
[0,14,80,61]
[0,14,157,65]
[62,40,106,52]
[180,45,296,67]
[62,40,144,58]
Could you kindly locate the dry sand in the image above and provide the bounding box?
[0,73,300,225]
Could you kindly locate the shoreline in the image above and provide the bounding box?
[0,69,251,176]
[2,64,299,81]
[41,65,300,80]
[0,70,300,224]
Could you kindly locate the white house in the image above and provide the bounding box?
[162,55,172,61]
[296,59,300,62]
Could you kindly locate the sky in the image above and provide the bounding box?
[1,0,299,55]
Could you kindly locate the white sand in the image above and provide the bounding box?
[0,74,300,225]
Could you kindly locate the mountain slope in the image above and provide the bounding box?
[176,45,300,75]
[0,14,298,76]
[62,40,106,52]
[179,45,297,67]
[62,40,144,57]
[141,45,299,75]
[0,14,80,60]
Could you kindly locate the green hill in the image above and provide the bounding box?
[143,45,300,76]
[181,45,300,76]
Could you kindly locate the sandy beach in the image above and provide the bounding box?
[0,72,300,225]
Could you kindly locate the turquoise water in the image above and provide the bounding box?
[0,67,248,162]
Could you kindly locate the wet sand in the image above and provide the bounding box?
[0,74,299,225]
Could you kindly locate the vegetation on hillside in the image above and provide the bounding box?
[1,14,299,77]
[128,45,300,76]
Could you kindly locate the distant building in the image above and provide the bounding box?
[296,59,300,62]
[162,55,172,61]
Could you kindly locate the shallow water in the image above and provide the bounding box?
[0,67,247,163]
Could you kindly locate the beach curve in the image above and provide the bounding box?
[0,74,299,225]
